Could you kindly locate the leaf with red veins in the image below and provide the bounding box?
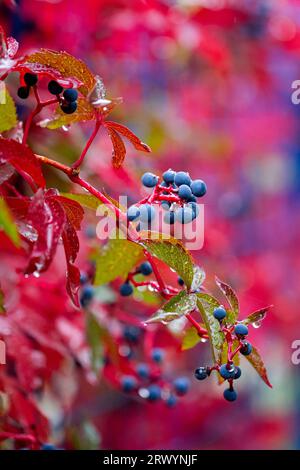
[245,345,272,388]
[24,190,66,275]
[6,37,19,58]
[0,28,19,76]
[107,127,126,169]
[0,138,45,188]
[54,195,84,232]
[15,63,82,89]
[104,121,151,153]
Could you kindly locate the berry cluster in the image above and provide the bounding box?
[17,73,78,114]
[119,261,153,297]
[127,169,207,228]
[194,307,252,402]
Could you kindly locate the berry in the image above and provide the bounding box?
[151,348,164,363]
[240,341,252,356]
[48,80,63,95]
[187,194,197,203]
[80,285,94,307]
[178,184,192,200]
[161,201,171,211]
[60,101,77,114]
[233,366,242,380]
[164,211,175,225]
[177,277,184,286]
[166,394,177,407]
[139,204,155,223]
[147,384,161,402]
[123,325,141,343]
[234,324,248,337]
[174,171,191,187]
[194,367,208,380]
[41,443,57,450]
[140,262,152,276]
[141,172,159,188]
[187,201,199,219]
[223,388,237,402]
[173,377,190,396]
[190,179,207,197]
[17,86,30,99]
[121,375,137,392]
[219,364,235,380]
[162,169,176,184]
[136,363,150,379]
[175,207,194,224]
[80,272,88,285]
[213,306,227,321]
[63,88,78,103]
[120,282,133,297]
[127,205,140,222]
[24,72,38,87]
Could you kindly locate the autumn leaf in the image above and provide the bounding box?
[0,89,17,133]
[38,98,96,130]
[215,277,239,324]
[146,291,197,324]
[243,306,272,326]
[107,127,126,169]
[104,121,151,153]
[245,345,272,388]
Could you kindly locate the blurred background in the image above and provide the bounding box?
[1,0,300,450]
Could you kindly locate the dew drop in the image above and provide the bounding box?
[253,320,262,329]
[200,337,208,343]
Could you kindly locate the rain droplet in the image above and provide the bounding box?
[253,320,262,329]
[200,337,208,343]
[33,271,40,278]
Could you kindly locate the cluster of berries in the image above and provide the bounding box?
[119,261,153,297]
[194,306,252,402]
[127,169,207,227]
[17,72,78,114]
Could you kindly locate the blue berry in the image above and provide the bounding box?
[233,366,242,380]
[175,207,194,224]
[164,211,175,225]
[219,364,235,380]
[60,101,77,114]
[190,179,207,197]
[141,172,158,188]
[173,377,190,396]
[41,443,57,450]
[223,388,237,402]
[63,88,78,102]
[139,204,155,223]
[240,341,252,356]
[213,306,227,321]
[127,205,140,222]
[177,277,184,286]
[24,72,38,86]
[187,201,199,219]
[123,325,141,343]
[174,171,191,187]
[178,184,192,200]
[17,86,30,99]
[234,324,248,337]
[80,285,94,307]
[140,262,153,276]
[80,272,88,285]
[121,375,137,392]
[48,80,63,95]
[187,194,197,203]
[194,367,208,380]
[161,201,171,211]
[166,394,177,407]
[147,384,161,401]
[151,348,164,363]
[120,282,133,297]
[162,169,176,184]
[136,363,150,379]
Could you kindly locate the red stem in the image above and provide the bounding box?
[186,312,208,337]
[72,114,102,170]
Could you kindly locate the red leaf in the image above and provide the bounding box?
[54,195,84,232]
[105,121,151,153]
[245,345,272,388]
[6,37,18,59]
[64,257,81,308]
[15,63,82,89]
[0,139,45,188]
[107,128,126,169]
[0,163,15,185]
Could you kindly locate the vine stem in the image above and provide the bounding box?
[186,312,209,338]
[72,113,102,170]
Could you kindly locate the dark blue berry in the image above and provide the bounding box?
[219,364,235,379]
[173,377,190,396]
[63,88,78,102]
[175,207,193,224]
[140,262,152,276]
[187,194,197,203]
[190,179,207,197]
[139,204,155,223]
[41,443,57,450]
[17,86,30,99]
[161,201,171,211]
[127,205,140,222]
[24,72,38,86]
[136,363,150,379]
[164,211,175,225]
[233,366,242,380]
[151,348,164,363]
[213,306,227,321]
[60,101,77,114]
[234,324,248,337]
[48,80,63,95]
[121,375,137,392]
[187,201,199,219]
[147,384,161,401]
[120,282,133,297]
[178,184,192,200]
[123,325,141,343]
[223,388,237,402]
[240,341,252,356]
[162,169,176,184]
[194,367,208,380]
[174,171,191,187]
[141,172,158,188]
[166,394,177,407]
[80,285,94,307]
[177,277,184,286]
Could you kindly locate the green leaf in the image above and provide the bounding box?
[215,277,239,324]
[191,265,206,291]
[245,345,272,388]
[0,89,17,133]
[0,286,6,315]
[197,293,224,363]
[0,198,20,246]
[243,306,271,326]
[182,326,201,351]
[141,237,194,289]
[94,238,143,286]
[146,290,196,324]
